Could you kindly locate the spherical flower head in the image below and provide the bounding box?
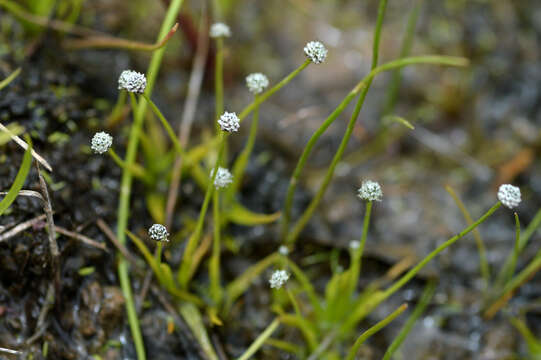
[349,240,360,250]
[210,22,231,38]
[497,184,521,209]
[278,245,289,256]
[211,167,233,189]
[148,224,169,242]
[246,73,269,95]
[269,270,289,289]
[358,180,383,202]
[218,111,240,133]
[304,41,328,64]
[91,132,113,154]
[118,70,147,94]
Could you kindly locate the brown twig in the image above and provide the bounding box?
[25,282,55,345]
[0,0,179,52]
[54,226,108,252]
[96,218,140,268]
[63,23,180,51]
[165,8,209,227]
[36,164,60,296]
[0,123,53,171]
[0,214,47,242]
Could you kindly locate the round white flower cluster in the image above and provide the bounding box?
[148,224,169,242]
[349,240,360,250]
[218,111,240,133]
[497,184,521,209]
[246,73,269,95]
[269,270,289,289]
[357,180,383,202]
[211,167,233,189]
[304,41,328,64]
[210,23,231,38]
[118,70,147,94]
[91,132,113,154]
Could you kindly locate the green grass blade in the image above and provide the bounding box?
[0,137,32,215]
[383,281,436,360]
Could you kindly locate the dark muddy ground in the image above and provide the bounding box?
[1,0,541,359]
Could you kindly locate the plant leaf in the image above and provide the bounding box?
[0,137,32,215]
[226,201,281,226]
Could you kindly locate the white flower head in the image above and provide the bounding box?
[269,270,289,289]
[278,245,289,256]
[357,180,383,202]
[211,167,233,189]
[218,111,240,133]
[148,224,169,242]
[210,22,231,38]
[246,73,269,95]
[497,184,521,209]
[304,41,328,64]
[349,240,360,250]
[91,132,113,154]
[118,70,147,94]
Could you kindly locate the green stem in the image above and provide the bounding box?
[445,185,490,289]
[346,303,408,360]
[229,96,259,199]
[507,213,521,284]
[142,93,186,156]
[238,60,310,122]
[496,207,541,289]
[210,190,222,304]
[379,202,501,304]
[108,148,149,182]
[115,1,184,358]
[382,281,435,360]
[116,92,146,360]
[283,55,468,245]
[237,318,281,360]
[155,241,163,264]
[178,133,227,288]
[215,37,224,133]
[349,201,373,296]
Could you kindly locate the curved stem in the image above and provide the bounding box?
[229,96,259,200]
[349,201,372,296]
[238,60,310,122]
[346,303,408,360]
[380,202,501,303]
[282,55,468,245]
[142,94,186,156]
[178,133,226,288]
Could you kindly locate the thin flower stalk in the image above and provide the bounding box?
[345,303,408,360]
[445,185,490,288]
[348,201,373,296]
[116,92,146,360]
[507,213,521,284]
[178,133,227,288]
[215,37,225,133]
[230,94,260,197]
[142,93,186,156]
[210,190,223,304]
[377,202,501,311]
[282,55,468,245]
[115,2,184,358]
[238,60,310,122]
